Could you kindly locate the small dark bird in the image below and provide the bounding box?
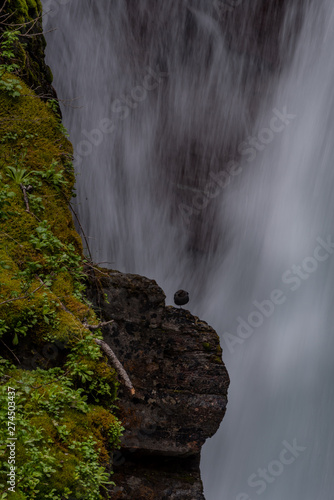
[174,289,189,308]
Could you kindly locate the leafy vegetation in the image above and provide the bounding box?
[0,365,123,499]
[0,5,124,498]
[0,29,23,98]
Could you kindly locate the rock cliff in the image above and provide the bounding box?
[87,269,229,499]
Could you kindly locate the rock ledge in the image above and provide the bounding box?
[88,269,229,499]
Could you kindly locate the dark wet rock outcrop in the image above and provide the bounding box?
[87,269,230,499]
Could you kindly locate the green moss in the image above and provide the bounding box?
[0,14,123,499]
[0,77,86,340]
[5,0,42,23]
[0,367,122,499]
[1,1,54,97]
[202,342,212,351]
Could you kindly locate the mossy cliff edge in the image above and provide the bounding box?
[0,2,229,499]
[0,3,123,499]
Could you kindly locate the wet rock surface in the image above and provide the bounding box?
[87,269,229,499]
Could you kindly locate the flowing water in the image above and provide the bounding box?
[43,1,334,498]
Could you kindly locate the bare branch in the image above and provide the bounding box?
[19,184,41,222]
[0,231,23,247]
[0,283,45,306]
[0,340,21,364]
[83,320,114,331]
[0,0,8,16]
[20,183,30,212]
[94,338,135,396]
[83,261,111,278]
[69,202,93,262]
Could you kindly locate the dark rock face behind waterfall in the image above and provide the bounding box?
[87,269,229,499]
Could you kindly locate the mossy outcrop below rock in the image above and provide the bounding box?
[87,269,230,499]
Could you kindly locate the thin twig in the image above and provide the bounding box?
[95,261,115,266]
[82,319,114,331]
[20,183,30,212]
[3,369,71,389]
[45,184,93,263]
[0,231,23,247]
[0,283,45,306]
[94,338,135,396]
[69,202,93,262]
[19,184,41,222]
[83,261,110,278]
[1,340,21,364]
[35,275,74,315]
[0,0,8,15]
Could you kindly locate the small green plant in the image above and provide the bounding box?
[108,420,125,445]
[0,76,22,97]
[0,131,18,143]
[35,159,69,190]
[0,30,20,60]
[0,175,15,220]
[5,165,32,184]
[10,306,39,345]
[0,29,23,98]
[57,122,70,138]
[0,129,39,145]
[56,424,70,442]
[5,149,29,182]
[65,336,119,403]
[35,384,89,417]
[68,437,115,497]
[67,361,94,384]
[65,338,99,384]
[15,221,85,298]
[0,366,122,498]
[28,193,45,214]
[0,322,9,339]
[68,337,102,361]
[47,98,60,116]
[40,294,59,327]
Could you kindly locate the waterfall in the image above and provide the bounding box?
[43,1,334,498]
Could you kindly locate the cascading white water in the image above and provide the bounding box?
[43,1,334,498]
[41,0,262,303]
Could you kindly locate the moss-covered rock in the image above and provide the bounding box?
[1,0,55,98]
[0,9,123,499]
[0,366,123,499]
